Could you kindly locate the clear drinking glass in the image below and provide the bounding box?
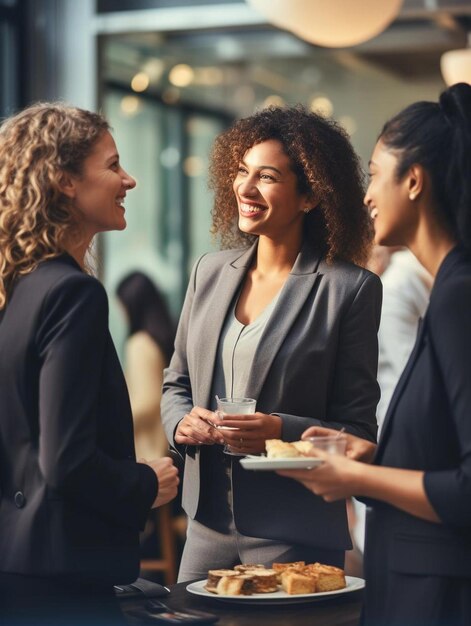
[216,397,257,456]
[306,434,348,455]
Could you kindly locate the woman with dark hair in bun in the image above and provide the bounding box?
[279,83,471,625]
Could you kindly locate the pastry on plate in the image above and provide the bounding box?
[265,439,300,458]
[216,574,254,596]
[265,439,315,458]
[272,561,305,582]
[303,563,346,592]
[248,569,278,593]
[281,570,318,595]
[206,569,239,593]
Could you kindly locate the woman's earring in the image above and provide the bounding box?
[303,207,312,214]
[409,193,417,201]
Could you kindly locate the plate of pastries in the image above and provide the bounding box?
[186,561,365,604]
[239,439,324,471]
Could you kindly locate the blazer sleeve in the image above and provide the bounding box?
[161,255,205,450]
[36,274,157,531]
[280,272,381,442]
[423,275,471,526]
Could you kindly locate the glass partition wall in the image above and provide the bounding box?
[101,83,228,350]
[0,0,23,118]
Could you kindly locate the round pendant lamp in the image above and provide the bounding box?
[441,35,471,86]
[247,0,404,48]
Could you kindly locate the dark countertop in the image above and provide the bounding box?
[121,580,363,626]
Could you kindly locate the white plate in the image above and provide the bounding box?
[240,456,323,470]
[186,576,364,605]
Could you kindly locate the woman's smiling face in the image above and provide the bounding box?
[65,130,136,239]
[365,140,417,247]
[233,139,310,242]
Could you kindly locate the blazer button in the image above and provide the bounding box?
[14,491,26,508]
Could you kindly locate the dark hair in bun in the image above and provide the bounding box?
[378,82,471,251]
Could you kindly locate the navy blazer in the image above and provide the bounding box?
[363,247,471,624]
[0,255,157,585]
[162,240,381,550]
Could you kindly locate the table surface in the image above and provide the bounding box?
[121,580,364,626]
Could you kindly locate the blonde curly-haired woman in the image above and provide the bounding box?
[0,103,178,623]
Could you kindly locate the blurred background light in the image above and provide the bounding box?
[168,64,195,87]
[131,72,150,92]
[120,95,141,116]
[310,95,334,116]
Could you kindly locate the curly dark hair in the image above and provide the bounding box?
[209,105,373,266]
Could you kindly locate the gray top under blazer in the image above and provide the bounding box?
[0,255,157,584]
[162,239,382,550]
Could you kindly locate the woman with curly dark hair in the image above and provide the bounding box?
[162,105,381,581]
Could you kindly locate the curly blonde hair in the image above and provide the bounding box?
[209,105,373,266]
[0,102,110,309]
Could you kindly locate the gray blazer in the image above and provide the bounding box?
[162,240,381,549]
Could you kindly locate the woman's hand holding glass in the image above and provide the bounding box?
[302,426,377,463]
[212,411,282,454]
[175,406,226,446]
[276,425,377,502]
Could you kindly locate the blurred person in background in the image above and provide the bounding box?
[278,83,471,626]
[374,246,433,433]
[117,271,175,461]
[116,271,183,563]
[162,105,381,582]
[0,103,178,623]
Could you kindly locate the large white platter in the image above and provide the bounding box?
[186,576,364,605]
[240,455,323,470]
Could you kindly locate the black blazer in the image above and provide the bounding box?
[163,241,381,550]
[0,255,157,585]
[362,246,471,625]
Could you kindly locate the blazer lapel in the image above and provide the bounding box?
[196,243,257,409]
[245,242,322,401]
[376,314,428,458]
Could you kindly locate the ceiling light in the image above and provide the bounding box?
[441,34,471,86]
[247,0,403,48]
